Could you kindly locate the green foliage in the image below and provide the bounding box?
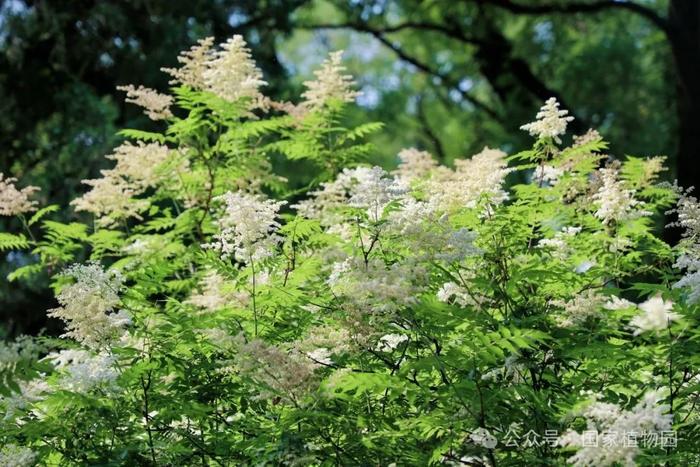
[0,233,30,252]
[1,38,699,467]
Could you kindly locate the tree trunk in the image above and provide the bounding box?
[669,0,700,192]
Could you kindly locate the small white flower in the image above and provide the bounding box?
[437,281,474,307]
[671,194,700,303]
[630,295,679,334]
[347,166,408,221]
[470,427,498,449]
[204,191,286,263]
[558,390,672,467]
[117,84,173,120]
[562,226,582,236]
[302,50,359,109]
[393,147,437,182]
[0,173,40,216]
[0,444,37,467]
[552,290,606,327]
[603,296,635,310]
[592,168,650,226]
[376,333,409,352]
[202,35,267,104]
[307,348,333,366]
[533,164,564,185]
[520,97,574,143]
[48,262,127,348]
[574,260,595,274]
[162,36,215,89]
[47,349,118,393]
[537,226,580,259]
[426,147,512,212]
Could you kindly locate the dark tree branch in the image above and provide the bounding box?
[300,22,502,120]
[416,95,447,162]
[470,20,587,133]
[306,21,485,45]
[371,33,501,119]
[476,0,670,36]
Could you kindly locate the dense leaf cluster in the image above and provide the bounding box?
[1,39,699,466]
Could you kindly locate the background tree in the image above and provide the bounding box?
[290,0,691,190]
[0,0,305,335]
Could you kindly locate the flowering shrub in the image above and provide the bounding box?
[1,36,700,466]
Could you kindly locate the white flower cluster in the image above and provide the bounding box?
[292,169,355,223]
[117,84,173,120]
[592,167,650,226]
[552,289,607,327]
[537,226,581,259]
[327,257,425,313]
[296,166,481,266]
[1,378,50,421]
[186,270,249,312]
[376,333,409,352]
[0,335,42,373]
[205,191,286,263]
[573,128,602,147]
[0,172,39,216]
[162,37,215,89]
[671,192,700,303]
[470,427,498,449]
[203,35,267,105]
[289,325,352,368]
[301,50,360,109]
[640,156,667,185]
[437,281,477,308]
[600,294,677,334]
[297,160,491,270]
[426,147,512,212]
[295,166,406,225]
[163,37,360,117]
[558,390,672,467]
[392,147,438,182]
[236,337,319,402]
[674,260,700,305]
[520,97,574,143]
[295,325,352,356]
[71,177,145,226]
[629,295,679,335]
[72,142,175,226]
[347,166,408,221]
[48,262,130,348]
[163,35,267,107]
[306,347,333,366]
[533,164,564,185]
[0,444,37,467]
[386,199,480,263]
[603,296,635,310]
[105,142,174,190]
[47,349,118,393]
[385,197,439,237]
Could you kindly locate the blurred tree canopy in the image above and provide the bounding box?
[1,0,696,335]
[286,1,680,167]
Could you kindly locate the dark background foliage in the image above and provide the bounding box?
[1,0,695,336]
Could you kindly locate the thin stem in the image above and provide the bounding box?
[250,256,258,337]
[140,371,157,465]
[18,214,36,242]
